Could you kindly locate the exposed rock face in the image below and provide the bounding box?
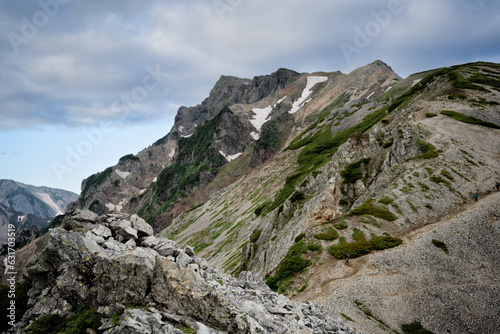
[69,68,302,220]
[12,210,358,334]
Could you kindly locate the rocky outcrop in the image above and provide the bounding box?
[12,209,357,333]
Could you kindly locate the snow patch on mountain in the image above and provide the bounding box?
[289,76,328,114]
[249,106,273,140]
[115,169,131,179]
[219,150,242,162]
[37,192,63,215]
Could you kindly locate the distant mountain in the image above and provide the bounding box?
[0,180,78,244]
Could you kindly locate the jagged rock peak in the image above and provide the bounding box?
[15,209,358,334]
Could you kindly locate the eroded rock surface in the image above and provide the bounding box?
[11,210,357,334]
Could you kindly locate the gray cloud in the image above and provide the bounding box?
[1,0,499,130]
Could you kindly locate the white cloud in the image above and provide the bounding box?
[0,0,499,131]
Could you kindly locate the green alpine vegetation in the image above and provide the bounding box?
[328,229,402,260]
[440,110,500,129]
[139,107,230,224]
[349,199,398,221]
[265,241,311,292]
[314,226,339,240]
[341,158,371,184]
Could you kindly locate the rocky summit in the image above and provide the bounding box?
[9,210,357,334]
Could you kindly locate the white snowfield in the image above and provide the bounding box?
[115,169,131,179]
[412,79,421,87]
[219,150,242,162]
[249,106,273,140]
[289,76,328,114]
[384,86,392,93]
[367,91,375,100]
[248,96,287,140]
[37,192,63,215]
[181,133,193,138]
[168,148,175,159]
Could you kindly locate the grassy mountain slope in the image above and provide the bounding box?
[161,61,500,333]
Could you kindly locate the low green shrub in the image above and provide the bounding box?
[370,235,402,250]
[441,110,500,129]
[265,241,311,291]
[431,239,448,253]
[440,169,454,181]
[339,198,349,206]
[334,220,349,230]
[254,203,267,216]
[327,234,373,260]
[290,191,305,203]
[349,199,398,221]
[414,140,439,159]
[382,137,394,148]
[401,320,435,334]
[26,307,102,334]
[307,243,322,252]
[294,233,305,243]
[378,197,394,205]
[341,313,355,322]
[250,230,262,243]
[341,158,371,184]
[314,227,339,241]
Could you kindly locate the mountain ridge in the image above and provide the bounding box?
[9,60,500,334]
[0,179,78,245]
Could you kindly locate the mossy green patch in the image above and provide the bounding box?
[341,158,371,184]
[307,243,322,252]
[250,229,262,243]
[401,320,435,334]
[26,307,102,334]
[349,199,398,221]
[333,219,349,230]
[378,197,394,205]
[431,239,449,253]
[413,140,439,160]
[441,110,500,129]
[265,241,311,291]
[314,226,339,241]
[370,234,403,250]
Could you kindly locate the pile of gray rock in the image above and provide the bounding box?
[13,210,358,334]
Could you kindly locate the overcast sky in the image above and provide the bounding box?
[1,0,500,194]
